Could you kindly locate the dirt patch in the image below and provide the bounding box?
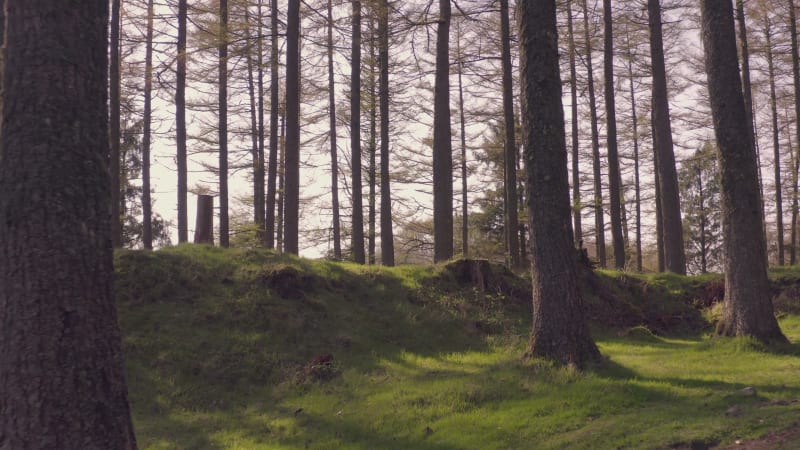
[260,265,315,299]
[715,422,800,449]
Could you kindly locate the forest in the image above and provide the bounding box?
[1,0,800,448]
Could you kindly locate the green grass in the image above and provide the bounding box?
[117,245,800,449]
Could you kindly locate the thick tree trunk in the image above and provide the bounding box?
[0,1,137,446]
[567,0,582,247]
[378,0,394,266]
[648,0,686,274]
[433,0,453,262]
[602,0,625,269]
[328,0,342,259]
[284,0,300,255]
[700,0,786,343]
[518,0,600,368]
[500,0,519,267]
[110,0,122,248]
[581,0,605,267]
[266,0,280,249]
[177,0,188,243]
[194,195,214,244]
[218,0,229,248]
[765,18,784,265]
[351,0,366,263]
[142,0,154,250]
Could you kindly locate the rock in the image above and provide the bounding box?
[739,386,757,396]
[726,405,743,417]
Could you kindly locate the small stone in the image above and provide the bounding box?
[739,386,757,396]
[726,405,743,416]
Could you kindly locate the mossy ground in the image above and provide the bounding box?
[116,245,800,449]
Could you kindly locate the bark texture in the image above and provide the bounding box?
[648,0,686,274]
[142,0,154,249]
[432,0,453,262]
[567,0,582,246]
[500,0,519,267]
[789,0,800,265]
[194,195,214,244]
[518,0,600,368]
[110,0,122,248]
[177,0,188,243]
[351,0,365,263]
[218,0,229,247]
[328,0,342,260]
[378,0,394,266]
[700,0,786,343]
[0,1,137,446]
[266,0,279,248]
[284,0,300,255]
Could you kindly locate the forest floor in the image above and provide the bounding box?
[116,245,800,449]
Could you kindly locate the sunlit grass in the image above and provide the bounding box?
[117,245,800,449]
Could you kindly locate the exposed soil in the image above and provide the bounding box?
[716,422,800,449]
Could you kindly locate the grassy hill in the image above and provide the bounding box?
[116,245,800,449]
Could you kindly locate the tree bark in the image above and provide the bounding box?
[351,0,366,263]
[789,0,800,265]
[581,0,605,267]
[328,0,342,259]
[284,0,300,255]
[379,0,394,265]
[368,18,377,265]
[500,0,519,267]
[0,1,137,446]
[602,0,625,269]
[277,112,286,252]
[567,0,582,247]
[648,0,686,274]
[266,0,280,249]
[433,0,453,262]
[194,195,214,244]
[245,2,265,242]
[177,0,188,243]
[218,0,229,248]
[142,0,154,250]
[457,29,469,258]
[764,17,784,265]
[627,57,643,272]
[519,0,600,368]
[110,0,122,248]
[700,0,786,343]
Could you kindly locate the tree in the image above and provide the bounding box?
[519,0,600,368]
[602,0,625,269]
[266,0,280,248]
[142,0,155,250]
[567,0,582,248]
[679,143,722,274]
[378,0,395,266]
[328,0,342,260]
[177,0,189,243]
[764,15,784,265]
[219,0,229,247]
[789,0,800,265]
[700,0,786,343]
[0,0,137,445]
[110,0,123,248]
[500,0,519,267]
[351,0,366,263]
[648,0,686,274]
[432,0,453,262]
[284,0,301,255]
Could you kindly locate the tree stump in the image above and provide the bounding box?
[194,194,214,244]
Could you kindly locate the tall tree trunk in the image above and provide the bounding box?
[789,0,800,265]
[110,0,122,248]
[603,0,625,269]
[433,0,453,262]
[500,0,519,267]
[765,17,784,265]
[378,0,394,266]
[284,0,300,255]
[567,0,582,247]
[648,0,686,274]
[698,166,708,273]
[627,56,642,272]
[277,111,286,252]
[519,0,599,368]
[653,127,665,272]
[266,0,280,248]
[581,0,605,267]
[177,0,188,243]
[219,0,229,247]
[0,1,137,445]
[457,32,469,258]
[368,18,377,265]
[257,1,266,243]
[351,0,366,263]
[328,0,342,259]
[245,3,265,242]
[142,0,155,250]
[700,0,786,343]
[791,126,799,265]
[736,0,757,159]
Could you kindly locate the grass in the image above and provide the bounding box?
[117,245,800,449]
